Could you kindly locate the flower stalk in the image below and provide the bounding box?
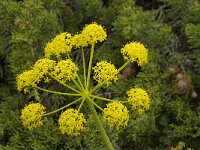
[86,98,114,150]
[86,44,95,90]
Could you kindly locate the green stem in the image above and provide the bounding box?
[67,53,71,59]
[82,47,87,88]
[90,83,103,94]
[86,44,95,90]
[77,75,85,91]
[78,98,85,112]
[117,60,130,73]
[86,97,114,150]
[72,79,84,92]
[35,86,81,96]
[91,95,114,102]
[43,97,82,116]
[48,73,81,94]
[56,56,61,61]
[90,61,130,94]
[89,98,103,111]
[92,95,128,103]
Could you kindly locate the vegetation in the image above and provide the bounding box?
[0,0,199,149]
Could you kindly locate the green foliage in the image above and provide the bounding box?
[76,0,103,24]
[0,0,20,57]
[168,99,200,138]
[183,2,200,24]
[158,0,193,26]
[119,113,158,149]
[184,1,200,99]
[1,0,200,149]
[8,0,61,74]
[185,24,200,49]
[112,2,172,51]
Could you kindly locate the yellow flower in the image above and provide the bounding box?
[103,101,129,130]
[33,58,56,82]
[20,103,46,131]
[16,70,37,93]
[127,88,150,114]
[71,33,88,48]
[93,61,118,85]
[81,22,107,45]
[44,32,72,58]
[58,108,86,136]
[52,59,79,83]
[121,42,148,66]
[16,58,56,92]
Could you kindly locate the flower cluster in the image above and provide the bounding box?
[17,70,37,92]
[58,109,86,136]
[121,42,148,66]
[44,32,72,58]
[103,101,129,130]
[20,103,46,131]
[127,88,150,114]
[71,33,88,48]
[81,22,107,45]
[33,58,56,82]
[17,58,56,93]
[52,59,79,83]
[71,23,107,48]
[93,61,118,85]
[17,22,151,140]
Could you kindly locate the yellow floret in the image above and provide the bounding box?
[44,32,72,58]
[52,59,79,83]
[71,33,88,48]
[16,58,56,93]
[33,58,56,82]
[93,61,118,85]
[103,101,129,130]
[81,22,107,45]
[20,103,46,131]
[127,88,150,114]
[121,42,148,66]
[16,70,37,93]
[58,108,86,136]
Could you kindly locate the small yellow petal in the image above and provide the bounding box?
[103,101,129,130]
[58,109,86,136]
[20,103,46,131]
[127,88,150,114]
[93,61,118,85]
[121,42,148,66]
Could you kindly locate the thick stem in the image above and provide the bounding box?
[86,98,114,150]
[86,44,95,90]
